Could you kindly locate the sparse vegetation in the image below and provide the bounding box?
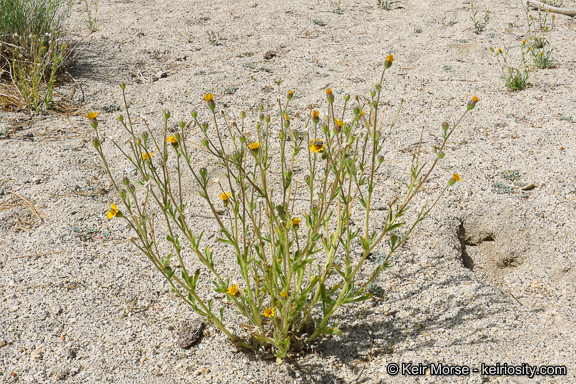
[0,0,73,113]
[377,0,393,10]
[491,43,530,91]
[83,0,98,33]
[90,56,479,360]
[469,0,491,33]
[525,4,556,69]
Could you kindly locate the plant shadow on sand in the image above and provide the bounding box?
[290,269,529,382]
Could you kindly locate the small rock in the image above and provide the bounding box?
[177,318,204,349]
[0,340,7,347]
[54,370,68,381]
[264,50,277,60]
[168,325,174,331]
[522,183,535,191]
[68,348,78,359]
[153,71,168,81]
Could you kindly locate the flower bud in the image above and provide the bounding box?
[278,130,285,140]
[353,107,361,116]
[201,138,209,147]
[120,83,126,90]
[344,94,350,102]
[202,122,209,131]
[448,172,462,186]
[163,110,170,120]
[467,96,479,110]
[122,176,130,186]
[375,84,382,92]
[265,114,270,123]
[260,114,265,121]
[287,90,294,100]
[370,89,376,98]
[322,124,329,134]
[117,115,124,123]
[92,138,100,148]
[326,88,334,104]
[304,175,311,185]
[437,151,445,159]
[442,122,449,131]
[129,184,135,192]
[179,121,185,129]
[312,110,320,124]
[191,110,197,119]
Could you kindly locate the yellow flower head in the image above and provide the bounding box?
[248,142,260,152]
[497,48,502,54]
[84,112,99,120]
[292,217,302,228]
[325,88,332,95]
[312,110,320,119]
[522,40,526,45]
[219,191,231,201]
[61,44,66,50]
[142,152,153,160]
[167,135,177,144]
[204,93,214,102]
[453,173,462,182]
[334,118,344,128]
[106,204,119,219]
[385,54,394,67]
[226,284,239,296]
[287,90,294,99]
[262,306,275,318]
[309,139,325,154]
[472,96,479,103]
[280,291,289,299]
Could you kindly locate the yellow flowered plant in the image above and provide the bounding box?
[291,217,301,228]
[262,306,275,318]
[226,284,239,296]
[90,54,478,361]
[106,204,119,219]
[84,112,99,120]
[309,139,325,153]
[219,192,231,201]
[142,152,153,160]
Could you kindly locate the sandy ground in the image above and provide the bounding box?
[1,0,576,383]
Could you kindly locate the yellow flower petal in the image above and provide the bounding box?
[84,112,99,120]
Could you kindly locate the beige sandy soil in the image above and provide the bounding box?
[1,0,575,383]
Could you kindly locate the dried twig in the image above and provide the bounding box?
[528,0,576,16]
[10,192,47,222]
[11,250,63,260]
